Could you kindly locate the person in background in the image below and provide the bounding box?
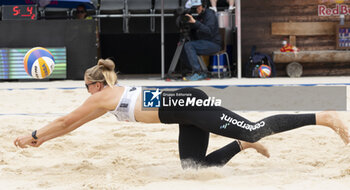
[75,4,100,58]
[75,4,92,20]
[181,0,221,81]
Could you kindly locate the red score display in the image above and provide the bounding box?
[2,5,37,20]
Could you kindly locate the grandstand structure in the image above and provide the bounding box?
[0,0,239,79]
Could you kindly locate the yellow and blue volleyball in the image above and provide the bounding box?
[258,65,271,78]
[23,47,55,79]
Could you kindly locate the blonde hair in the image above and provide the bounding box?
[85,58,118,87]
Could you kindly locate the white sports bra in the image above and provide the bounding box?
[109,86,141,122]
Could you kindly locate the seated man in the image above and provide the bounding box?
[181,0,221,81]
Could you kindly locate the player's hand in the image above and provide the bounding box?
[14,135,42,148]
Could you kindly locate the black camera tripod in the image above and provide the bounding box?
[166,36,208,79]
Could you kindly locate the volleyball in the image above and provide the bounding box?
[258,65,271,78]
[23,47,55,79]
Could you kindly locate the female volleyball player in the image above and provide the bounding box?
[14,59,350,169]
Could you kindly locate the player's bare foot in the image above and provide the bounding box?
[240,141,270,158]
[316,111,350,145]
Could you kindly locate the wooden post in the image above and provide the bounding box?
[289,35,296,47]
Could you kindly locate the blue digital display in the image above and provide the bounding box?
[0,47,67,79]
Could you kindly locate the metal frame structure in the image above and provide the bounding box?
[93,0,241,79]
[236,0,241,78]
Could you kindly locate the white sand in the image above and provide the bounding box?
[1,78,350,189]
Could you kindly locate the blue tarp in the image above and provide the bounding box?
[0,0,95,9]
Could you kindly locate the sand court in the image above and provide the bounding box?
[1,77,350,189]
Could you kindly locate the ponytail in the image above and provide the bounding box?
[85,58,118,87]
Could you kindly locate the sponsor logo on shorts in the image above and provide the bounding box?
[220,123,230,129]
[220,113,265,131]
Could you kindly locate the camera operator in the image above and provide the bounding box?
[180,0,221,81]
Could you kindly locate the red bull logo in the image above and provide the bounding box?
[319,4,350,16]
